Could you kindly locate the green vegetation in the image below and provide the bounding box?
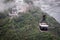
[0,7,60,40]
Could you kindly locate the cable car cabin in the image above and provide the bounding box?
[39,23,49,31]
[39,15,49,31]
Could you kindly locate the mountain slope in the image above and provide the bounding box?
[0,8,60,40]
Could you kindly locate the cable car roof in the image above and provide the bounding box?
[39,23,49,27]
[40,25,49,27]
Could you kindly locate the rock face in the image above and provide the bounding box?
[39,0,60,23]
[8,0,29,19]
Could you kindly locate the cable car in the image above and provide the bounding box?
[39,15,49,32]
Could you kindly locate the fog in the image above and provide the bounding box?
[0,0,60,23]
[0,0,14,12]
[39,0,60,23]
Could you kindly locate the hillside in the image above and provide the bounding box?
[0,8,60,40]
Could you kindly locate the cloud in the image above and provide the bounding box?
[40,0,60,23]
[0,0,14,12]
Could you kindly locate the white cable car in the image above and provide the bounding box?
[39,22,49,31]
[39,15,49,31]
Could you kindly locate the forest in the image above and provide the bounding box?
[0,0,60,40]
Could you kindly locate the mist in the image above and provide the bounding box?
[0,0,14,12]
[38,0,60,23]
[0,0,60,23]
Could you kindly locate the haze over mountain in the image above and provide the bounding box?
[39,0,60,23]
[0,0,60,23]
[0,0,14,12]
[0,0,60,40]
